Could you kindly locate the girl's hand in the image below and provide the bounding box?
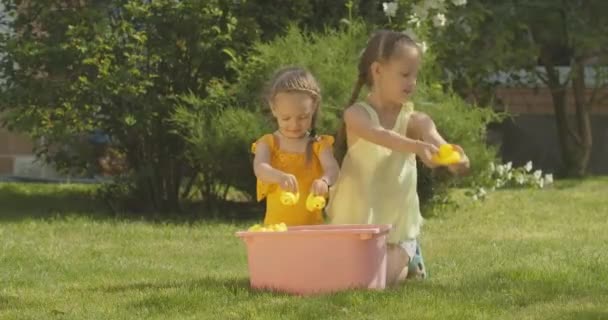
[310,178,329,196]
[279,173,299,193]
[447,145,470,176]
[415,141,439,168]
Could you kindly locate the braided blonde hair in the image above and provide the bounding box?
[266,67,322,164]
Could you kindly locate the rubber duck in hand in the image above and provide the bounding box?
[432,144,461,166]
[280,191,300,206]
[280,190,326,212]
[306,193,326,212]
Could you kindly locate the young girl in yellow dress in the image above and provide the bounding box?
[252,67,340,226]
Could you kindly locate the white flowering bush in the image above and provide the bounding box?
[378,1,558,202]
[380,0,608,178]
[466,161,554,201]
[382,2,399,22]
[381,0,468,33]
[378,0,470,83]
[380,0,505,207]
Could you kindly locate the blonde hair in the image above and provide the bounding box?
[266,67,322,164]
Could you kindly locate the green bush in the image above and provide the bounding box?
[238,0,384,41]
[0,0,498,214]
[171,82,267,206]
[0,0,387,214]
[234,23,371,129]
[0,0,260,213]
[412,84,502,211]
[233,23,500,213]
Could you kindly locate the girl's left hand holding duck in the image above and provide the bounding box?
[446,144,470,176]
[310,177,330,196]
[409,112,471,176]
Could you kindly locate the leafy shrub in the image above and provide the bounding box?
[0,0,259,212]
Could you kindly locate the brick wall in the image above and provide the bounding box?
[496,87,608,115]
[492,87,608,175]
[0,127,35,175]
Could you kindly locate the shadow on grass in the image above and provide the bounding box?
[564,311,608,320]
[410,268,608,310]
[84,276,293,301]
[554,179,586,190]
[89,276,345,318]
[92,277,400,301]
[79,269,608,318]
[0,183,109,222]
[0,182,263,224]
[0,293,19,311]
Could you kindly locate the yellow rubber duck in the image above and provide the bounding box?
[306,193,326,211]
[280,191,326,212]
[432,144,461,166]
[280,191,300,206]
[248,223,265,232]
[247,223,287,232]
[269,223,288,232]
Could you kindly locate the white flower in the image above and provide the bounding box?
[489,162,495,173]
[401,30,427,53]
[505,162,513,171]
[515,173,525,185]
[496,165,505,176]
[533,170,542,180]
[452,0,467,6]
[538,178,544,189]
[544,174,554,185]
[506,172,513,181]
[419,41,428,53]
[495,179,504,188]
[412,3,429,20]
[408,14,421,27]
[472,194,478,201]
[382,2,398,18]
[433,13,447,27]
[478,188,487,197]
[524,161,533,172]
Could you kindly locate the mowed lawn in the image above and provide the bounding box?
[1,179,607,320]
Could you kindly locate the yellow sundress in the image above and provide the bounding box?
[252,133,334,226]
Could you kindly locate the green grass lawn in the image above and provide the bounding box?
[1,179,608,319]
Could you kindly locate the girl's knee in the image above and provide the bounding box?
[386,244,411,286]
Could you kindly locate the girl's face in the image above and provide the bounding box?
[271,92,316,139]
[373,44,421,106]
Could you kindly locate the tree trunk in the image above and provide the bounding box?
[544,59,592,177]
[570,59,593,176]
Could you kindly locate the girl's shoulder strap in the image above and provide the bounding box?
[312,135,335,156]
[353,101,379,123]
[394,102,415,133]
[403,101,415,113]
[251,134,277,154]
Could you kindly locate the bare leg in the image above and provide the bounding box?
[386,243,410,286]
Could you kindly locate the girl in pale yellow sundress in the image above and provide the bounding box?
[327,30,470,285]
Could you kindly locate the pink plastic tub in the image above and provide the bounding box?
[235,224,391,295]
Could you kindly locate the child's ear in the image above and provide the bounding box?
[370,61,382,81]
[269,103,278,117]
